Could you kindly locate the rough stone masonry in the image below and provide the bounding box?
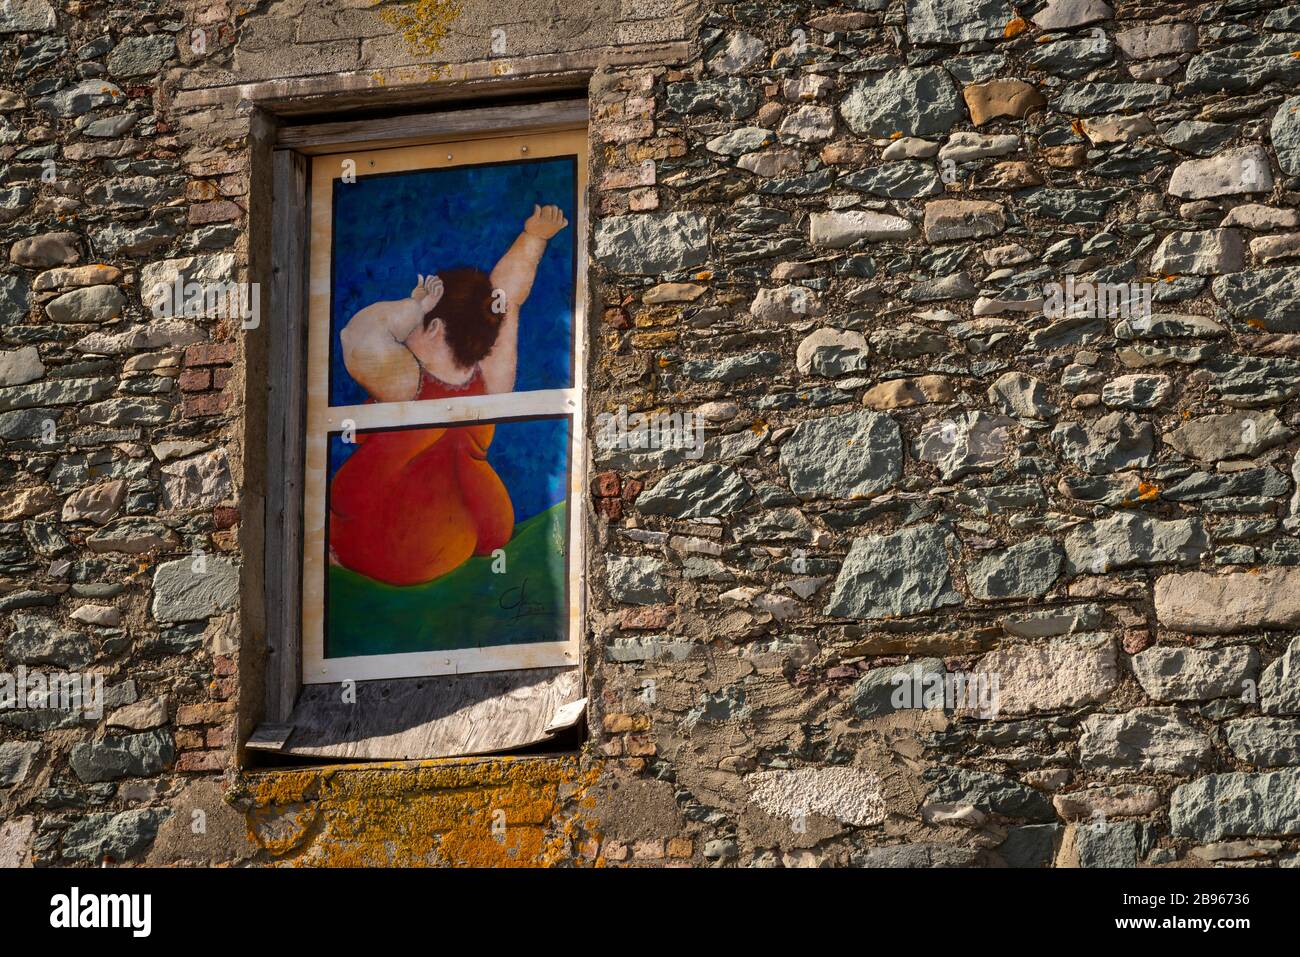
[2,0,1300,868]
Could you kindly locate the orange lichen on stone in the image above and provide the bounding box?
[235,756,605,868]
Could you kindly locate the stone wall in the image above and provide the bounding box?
[3,0,1300,868]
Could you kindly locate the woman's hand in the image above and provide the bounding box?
[523,204,569,240]
[410,273,444,307]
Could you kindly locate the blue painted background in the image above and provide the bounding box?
[329,156,577,407]
[328,416,571,525]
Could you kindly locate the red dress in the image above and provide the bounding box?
[328,367,515,586]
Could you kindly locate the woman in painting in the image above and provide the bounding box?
[328,204,569,586]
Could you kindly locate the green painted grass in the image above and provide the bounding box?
[326,502,568,658]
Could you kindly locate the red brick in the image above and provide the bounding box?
[213,506,239,529]
[178,368,211,392]
[184,343,236,367]
[177,701,234,725]
[183,392,230,417]
[594,470,621,497]
[595,497,623,521]
[212,367,233,390]
[618,605,673,630]
[176,751,225,772]
[188,200,243,225]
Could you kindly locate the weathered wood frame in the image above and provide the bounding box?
[259,99,590,757]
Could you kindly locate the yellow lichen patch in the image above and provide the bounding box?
[1004,17,1028,38]
[1246,318,1268,330]
[237,757,605,868]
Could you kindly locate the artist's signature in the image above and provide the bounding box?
[499,577,549,620]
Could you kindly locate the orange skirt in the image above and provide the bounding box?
[329,423,515,586]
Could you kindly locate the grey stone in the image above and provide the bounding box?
[825,524,962,619]
[851,659,946,718]
[1225,718,1300,767]
[0,271,29,324]
[1260,635,1300,716]
[61,808,169,863]
[69,729,174,783]
[594,213,709,275]
[1075,820,1154,868]
[1053,82,1171,116]
[151,557,240,623]
[905,0,1010,44]
[1170,769,1300,842]
[1024,34,1114,77]
[1114,22,1197,60]
[80,397,173,427]
[2,615,89,669]
[1161,120,1237,157]
[916,411,1018,480]
[779,410,902,499]
[0,185,33,224]
[1032,0,1112,30]
[966,537,1063,600]
[1213,266,1300,332]
[1021,188,1125,223]
[636,464,752,519]
[1271,95,1300,176]
[989,371,1056,420]
[0,0,56,33]
[708,32,766,75]
[840,67,965,139]
[1151,229,1246,276]
[1164,410,1291,462]
[999,824,1061,868]
[0,741,40,787]
[0,346,43,386]
[1080,708,1214,775]
[809,210,915,247]
[1064,512,1205,575]
[606,556,667,605]
[666,78,758,118]
[44,284,126,324]
[160,449,232,511]
[795,328,869,376]
[1168,146,1274,199]
[854,843,981,867]
[34,80,125,118]
[840,161,943,199]
[706,126,773,156]
[1051,413,1154,474]
[1100,373,1172,410]
[106,34,175,77]
[1132,645,1259,702]
[680,352,779,384]
[928,769,1055,822]
[0,376,115,413]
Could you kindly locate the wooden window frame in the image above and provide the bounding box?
[254,99,590,761]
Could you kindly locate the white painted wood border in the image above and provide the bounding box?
[301,127,588,685]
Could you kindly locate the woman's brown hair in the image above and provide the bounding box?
[424,267,502,368]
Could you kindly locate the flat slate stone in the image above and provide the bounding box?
[636,464,752,519]
[1170,769,1300,842]
[150,557,239,623]
[966,536,1063,600]
[1080,707,1214,774]
[1213,266,1300,332]
[840,67,965,139]
[824,523,962,619]
[593,212,710,275]
[779,410,902,500]
[1131,645,1259,702]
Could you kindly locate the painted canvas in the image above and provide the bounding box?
[325,415,571,658]
[328,156,577,407]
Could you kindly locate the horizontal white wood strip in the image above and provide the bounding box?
[321,388,578,432]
